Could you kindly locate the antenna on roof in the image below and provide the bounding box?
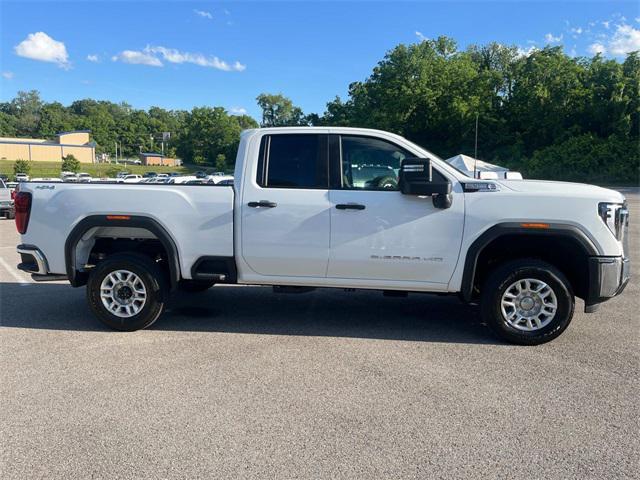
[473,112,479,179]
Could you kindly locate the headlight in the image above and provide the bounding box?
[598,202,629,241]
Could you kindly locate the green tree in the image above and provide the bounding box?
[61,154,81,173]
[215,153,226,172]
[256,93,306,127]
[177,107,242,166]
[7,90,43,137]
[14,159,31,176]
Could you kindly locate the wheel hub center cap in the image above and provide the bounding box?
[520,296,535,311]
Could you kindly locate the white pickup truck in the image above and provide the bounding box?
[15,127,630,344]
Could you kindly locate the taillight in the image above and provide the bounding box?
[15,191,32,234]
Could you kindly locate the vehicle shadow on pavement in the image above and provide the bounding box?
[0,282,498,345]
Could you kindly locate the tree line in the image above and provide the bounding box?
[1,36,638,182]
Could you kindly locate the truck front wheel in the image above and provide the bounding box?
[481,259,575,345]
[87,253,167,331]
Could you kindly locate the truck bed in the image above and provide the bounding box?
[19,182,235,278]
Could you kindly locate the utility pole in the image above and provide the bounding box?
[473,113,479,179]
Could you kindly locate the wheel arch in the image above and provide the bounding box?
[64,215,181,289]
[461,222,599,302]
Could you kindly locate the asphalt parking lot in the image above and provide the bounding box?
[1,189,638,479]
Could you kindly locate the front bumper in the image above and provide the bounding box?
[584,256,631,312]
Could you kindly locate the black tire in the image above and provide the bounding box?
[6,209,15,220]
[480,259,575,345]
[179,279,215,292]
[87,253,168,331]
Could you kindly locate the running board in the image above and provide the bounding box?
[273,286,316,294]
[31,274,69,282]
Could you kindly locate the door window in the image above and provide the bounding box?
[257,134,327,189]
[339,136,411,190]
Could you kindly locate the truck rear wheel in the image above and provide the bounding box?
[481,259,575,345]
[87,253,167,331]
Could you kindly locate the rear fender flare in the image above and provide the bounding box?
[64,215,180,288]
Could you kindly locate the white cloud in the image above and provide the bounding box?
[194,9,212,20]
[112,50,163,67]
[110,46,246,71]
[148,46,246,71]
[608,24,640,55]
[588,42,607,55]
[87,54,99,62]
[570,27,583,35]
[2,71,14,79]
[516,45,537,58]
[602,21,610,29]
[415,31,428,42]
[636,17,640,23]
[544,32,563,43]
[229,106,247,115]
[14,32,70,68]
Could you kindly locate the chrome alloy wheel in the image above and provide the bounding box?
[500,278,558,332]
[100,269,147,318]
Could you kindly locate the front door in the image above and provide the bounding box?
[241,133,331,277]
[327,134,464,285]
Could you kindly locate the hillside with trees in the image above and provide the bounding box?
[1,37,638,183]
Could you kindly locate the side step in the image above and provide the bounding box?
[383,290,408,297]
[273,286,317,294]
[191,256,237,284]
[31,274,69,282]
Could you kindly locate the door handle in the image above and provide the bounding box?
[335,203,366,210]
[248,200,277,208]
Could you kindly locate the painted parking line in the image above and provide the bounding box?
[0,257,30,286]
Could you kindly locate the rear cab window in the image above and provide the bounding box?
[257,134,328,189]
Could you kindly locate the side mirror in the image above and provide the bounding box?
[399,158,453,209]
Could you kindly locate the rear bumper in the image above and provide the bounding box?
[17,244,49,274]
[17,244,69,282]
[585,256,630,312]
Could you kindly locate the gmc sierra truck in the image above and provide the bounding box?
[14,127,630,345]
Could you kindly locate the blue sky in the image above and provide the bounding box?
[1,1,639,119]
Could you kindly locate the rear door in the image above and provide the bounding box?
[327,134,464,285]
[240,133,331,277]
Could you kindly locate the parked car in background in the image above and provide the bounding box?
[194,171,207,179]
[0,179,15,219]
[206,174,234,185]
[142,172,157,178]
[168,176,198,184]
[116,172,130,179]
[115,174,143,183]
[15,173,29,182]
[32,178,62,182]
[121,174,143,183]
[6,181,18,199]
[61,172,78,182]
[77,173,92,183]
[0,174,9,182]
